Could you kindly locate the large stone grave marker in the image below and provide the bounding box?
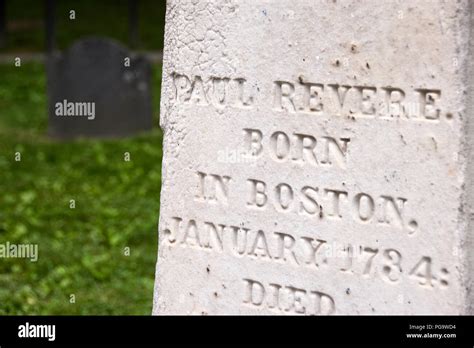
[47,38,152,139]
[153,0,474,314]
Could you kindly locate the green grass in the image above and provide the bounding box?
[0,62,163,314]
[2,0,166,52]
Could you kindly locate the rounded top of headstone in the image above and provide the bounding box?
[59,37,130,66]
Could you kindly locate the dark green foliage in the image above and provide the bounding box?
[3,0,166,52]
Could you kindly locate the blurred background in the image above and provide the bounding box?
[0,0,166,314]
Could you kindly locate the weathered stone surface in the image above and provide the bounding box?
[153,0,474,314]
[47,37,152,139]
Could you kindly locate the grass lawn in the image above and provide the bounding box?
[0,62,163,314]
[2,0,166,52]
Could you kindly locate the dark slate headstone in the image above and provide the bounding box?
[47,37,152,139]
